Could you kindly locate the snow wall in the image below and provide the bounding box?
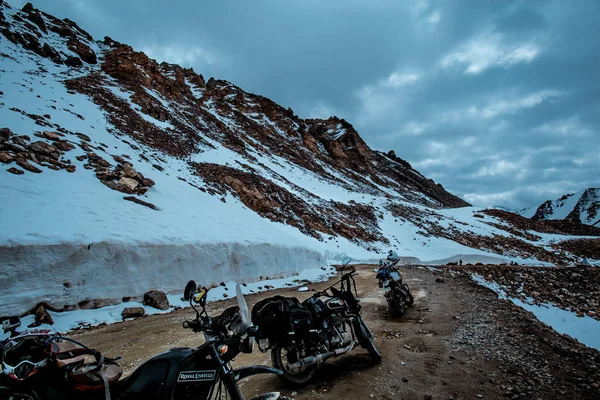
[0,241,326,316]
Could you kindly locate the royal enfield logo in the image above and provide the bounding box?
[177,370,216,382]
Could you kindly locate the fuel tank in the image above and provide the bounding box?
[118,345,218,400]
[324,298,345,312]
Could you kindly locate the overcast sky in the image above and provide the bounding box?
[14,0,599,209]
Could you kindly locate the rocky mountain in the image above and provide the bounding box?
[1,2,598,317]
[519,188,600,227]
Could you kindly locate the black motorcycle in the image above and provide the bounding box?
[376,259,413,316]
[0,282,284,400]
[252,258,381,384]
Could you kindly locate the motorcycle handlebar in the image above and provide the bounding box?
[182,319,206,332]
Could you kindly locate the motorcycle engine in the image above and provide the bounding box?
[327,314,351,348]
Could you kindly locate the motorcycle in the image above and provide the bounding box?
[0,282,284,400]
[375,258,413,316]
[251,258,381,385]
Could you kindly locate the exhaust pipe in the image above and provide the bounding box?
[287,341,356,371]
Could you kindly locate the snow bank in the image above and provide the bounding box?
[0,241,325,316]
[471,275,600,351]
[0,265,336,341]
[425,254,508,265]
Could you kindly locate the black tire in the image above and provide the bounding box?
[271,344,316,385]
[0,386,40,400]
[391,288,406,316]
[356,317,382,364]
[403,284,414,306]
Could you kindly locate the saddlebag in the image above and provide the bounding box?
[252,295,312,350]
[49,338,123,394]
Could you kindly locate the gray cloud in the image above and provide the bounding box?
[19,0,600,209]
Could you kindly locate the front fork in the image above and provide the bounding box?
[211,344,283,400]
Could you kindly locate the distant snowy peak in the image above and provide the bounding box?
[520,188,600,226]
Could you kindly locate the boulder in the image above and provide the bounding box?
[141,178,155,187]
[119,177,139,191]
[34,304,54,325]
[16,159,42,173]
[0,127,11,142]
[53,141,75,152]
[0,152,13,164]
[123,164,138,178]
[143,290,170,310]
[12,135,30,147]
[64,56,83,67]
[29,140,57,155]
[121,307,145,320]
[7,167,24,175]
[42,131,61,140]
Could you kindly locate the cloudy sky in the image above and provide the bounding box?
[13,0,599,209]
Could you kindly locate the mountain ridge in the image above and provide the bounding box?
[519,188,600,227]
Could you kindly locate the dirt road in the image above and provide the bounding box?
[70,265,600,399]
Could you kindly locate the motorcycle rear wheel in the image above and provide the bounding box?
[271,344,316,385]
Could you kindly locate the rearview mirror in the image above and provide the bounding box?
[1,316,21,333]
[342,257,352,267]
[373,268,378,272]
[298,286,309,292]
[184,280,197,301]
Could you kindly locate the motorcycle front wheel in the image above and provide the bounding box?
[390,288,406,316]
[0,386,41,400]
[271,344,316,385]
[403,284,414,306]
[355,317,382,364]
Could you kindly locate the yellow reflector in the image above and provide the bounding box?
[194,289,206,303]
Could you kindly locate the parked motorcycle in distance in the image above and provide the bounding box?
[376,257,414,316]
[252,257,381,385]
[0,282,284,400]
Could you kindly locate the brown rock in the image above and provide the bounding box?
[123,195,158,210]
[121,307,145,320]
[66,165,76,173]
[0,152,14,164]
[7,167,24,175]
[53,141,75,152]
[75,133,91,141]
[12,135,30,147]
[29,141,57,155]
[119,177,139,191]
[141,178,155,187]
[34,304,54,325]
[67,38,97,64]
[123,164,138,178]
[143,290,170,310]
[16,159,42,173]
[0,127,11,142]
[42,131,62,140]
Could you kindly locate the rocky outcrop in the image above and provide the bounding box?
[447,265,600,321]
[552,238,600,260]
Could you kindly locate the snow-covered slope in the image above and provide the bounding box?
[1,2,598,318]
[520,189,600,226]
